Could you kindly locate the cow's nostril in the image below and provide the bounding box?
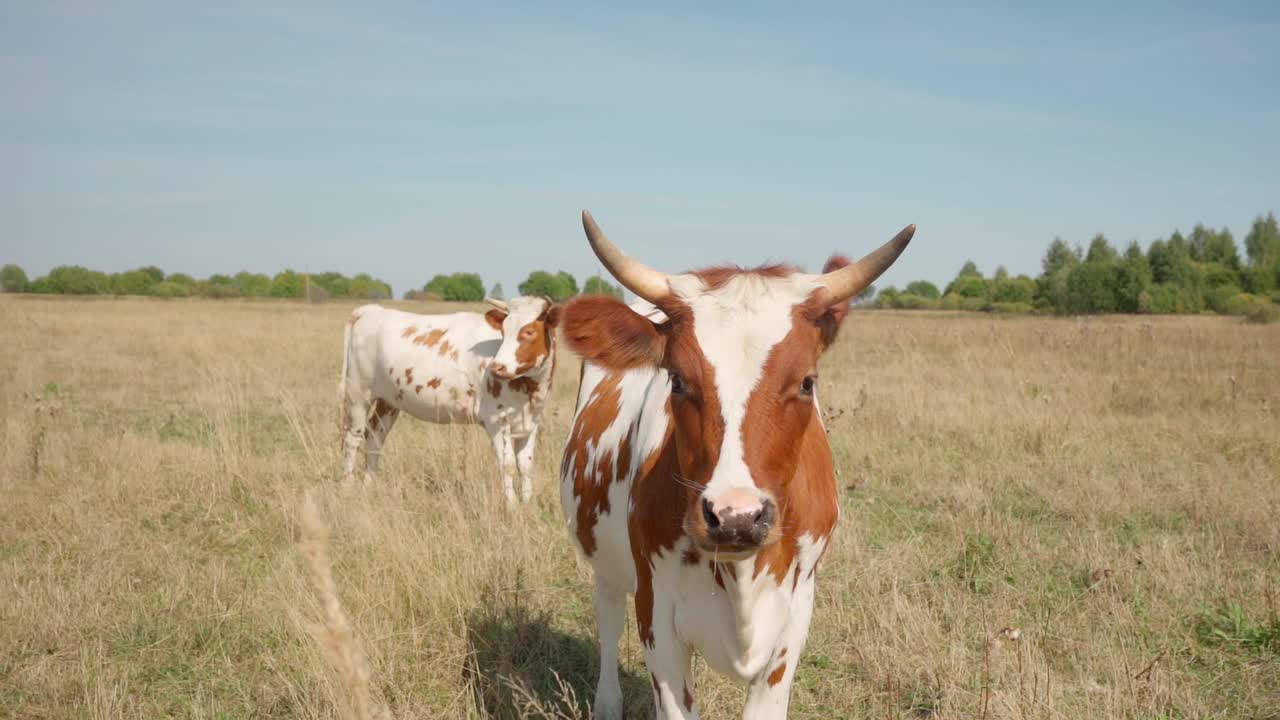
[702,498,719,529]
[757,499,775,528]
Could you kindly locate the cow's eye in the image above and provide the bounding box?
[670,373,686,396]
[800,375,817,396]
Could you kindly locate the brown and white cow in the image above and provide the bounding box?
[339,296,560,505]
[559,211,913,719]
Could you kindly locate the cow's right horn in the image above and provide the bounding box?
[582,210,670,304]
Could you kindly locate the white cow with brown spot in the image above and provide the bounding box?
[339,295,560,505]
[559,211,914,719]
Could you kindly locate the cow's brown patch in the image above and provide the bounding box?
[368,399,397,432]
[413,329,446,348]
[401,325,417,339]
[683,686,694,711]
[486,375,503,398]
[792,564,802,591]
[437,340,454,358]
[561,373,625,556]
[509,377,539,396]
[414,384,423,393]
[682,547,701,565]
[404,367,414,384]
[737,305,841,585]
[778,647,787,659]
[767,661,787,687]
[427,377,442,389]
[692,263,797,291]
[450,350,459,362]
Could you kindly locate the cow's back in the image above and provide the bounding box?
[346,304,500,424]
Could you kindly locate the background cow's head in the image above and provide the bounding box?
[563,211,913,559]
[485,295,561,380]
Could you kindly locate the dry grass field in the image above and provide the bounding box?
[1,295,1278,719]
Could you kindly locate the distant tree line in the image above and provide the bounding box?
[405,270,622,302]
[873,212,1280,322]
[0,264,393,300]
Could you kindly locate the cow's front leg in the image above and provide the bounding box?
[486,424,518,507]
[741,577,816,720]
[513,427,538,503]
[642,591,699,719]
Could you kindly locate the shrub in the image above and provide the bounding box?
[904,280,941,299]
[892,293,937,310]
[1244,303,1280,325]
[1206,285,1244,314]
[44,265,112,294]
[198,282,240,299]
[0,264,29,292]
[111,269,158,296]
[151,281,192,298]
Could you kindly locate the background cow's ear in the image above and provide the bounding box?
[543,304,563,328]
[485,309,507,332]
[562,296,664,369]
[816,254,853,350]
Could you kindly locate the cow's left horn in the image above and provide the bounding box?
[485,297,508,311]
[814,224,916,306]
[582,210,670,304]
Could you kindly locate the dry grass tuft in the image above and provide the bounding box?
[298,491,386,720]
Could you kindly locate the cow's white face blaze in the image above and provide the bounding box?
[665,271,827,557]
[487,296,561,379]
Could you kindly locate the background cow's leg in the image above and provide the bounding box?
[363,399,399,481]
[591,576,626,720]
[513,427,538,503]
[645,604,699,720]
[741,581,816,720]
[341,395,368,483]
[487,424,518,507]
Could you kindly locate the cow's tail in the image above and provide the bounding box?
[337,310,358,449]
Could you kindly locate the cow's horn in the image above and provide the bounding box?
[485,297,508,311]
[582,210,670,303]
[814,224,916,306]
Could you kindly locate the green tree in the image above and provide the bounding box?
[991,274,1036,304]
[1201,228,1240,269]
[519,270,578,301]
[0,264,29,292]
[44,265,112,294]
[349,273,395,299]
[1085,234,1118,264]
[1244,213,1280,268]
[1065,263,1119,314]
[1114,241,1152,312]
[424,273,482,301]
[233,271,272,297]
[312,272,352,297]
[855,284,877,304]
[1037,237,1081,311]
[111,269,157,295]
[582,275,623,298]
[167,272,197,287]
[904,280,940,299]
[138,266,165,283]
[270,270,306,298]
[948,275,989,299]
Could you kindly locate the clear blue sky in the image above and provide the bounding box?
[4,2,1278,296]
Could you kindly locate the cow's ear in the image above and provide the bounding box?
[543,304,563,328]
[815,254,853,350]
[562,296,664,369]
[485,309,507,332]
